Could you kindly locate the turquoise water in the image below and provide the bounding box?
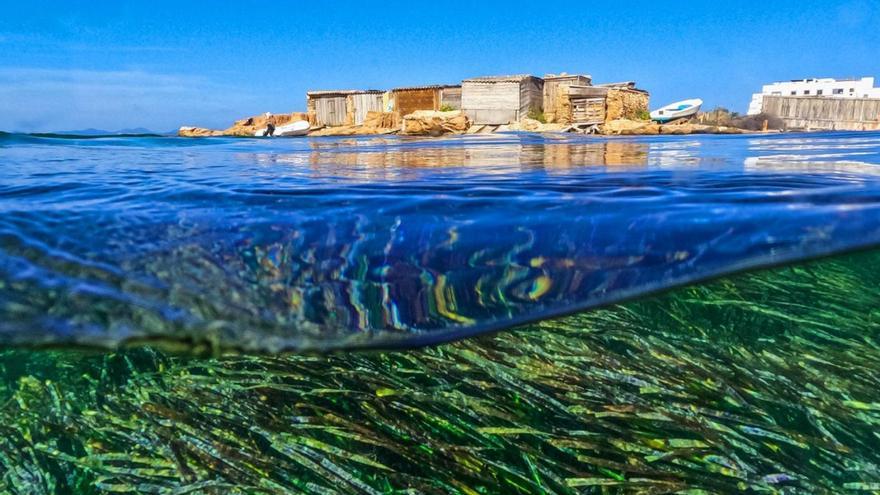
[1,131,880,493]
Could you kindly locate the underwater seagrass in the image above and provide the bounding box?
[1,248,878,494]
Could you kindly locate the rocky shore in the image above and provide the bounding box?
[179,110,758,139]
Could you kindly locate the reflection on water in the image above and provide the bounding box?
[240,131,880,180]
[2,132,880,351]
[307,139,651,173]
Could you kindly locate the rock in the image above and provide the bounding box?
[659,123,698,135]
[177,111,312,137]
[602,119,660,135]
[659,123,745,135]
[401,110,470,136]
[362,111,398,131]
[178,126,224,137]
[224,112,310,136]
[500,118,571,133]
[308,125,365,137]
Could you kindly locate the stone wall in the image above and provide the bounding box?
[605,89,650,122]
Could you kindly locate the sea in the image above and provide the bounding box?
[1,130,879,493]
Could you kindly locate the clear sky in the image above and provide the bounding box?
[1,0,879,132]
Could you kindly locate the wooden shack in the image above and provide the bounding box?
[307,90,384,127]
[387,85,462,118]
[552,82,650,125]
[461,75,544,125]
[543,74,592,123]
[567,86,609,125]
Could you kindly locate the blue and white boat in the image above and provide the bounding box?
[650,99,703,123]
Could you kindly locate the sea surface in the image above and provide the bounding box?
[1,131,879,493]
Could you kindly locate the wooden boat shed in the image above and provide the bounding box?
[461,75,544,125]
[543,74,592,124]
[307,90,384,127]
[386,85,462,118]
[555,82,651,125]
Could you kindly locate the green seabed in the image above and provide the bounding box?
[1,249,879,494]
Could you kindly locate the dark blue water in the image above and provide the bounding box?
[2,131,880,351]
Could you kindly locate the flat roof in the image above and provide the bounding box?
[543,74,592,81]
[307,89,384,97]
[463,74,537,83]
[391,84,461,91]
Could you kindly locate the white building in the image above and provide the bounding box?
[747,77,880,115]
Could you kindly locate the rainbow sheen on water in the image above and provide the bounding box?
[1,131,880,492]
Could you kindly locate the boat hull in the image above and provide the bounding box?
[255,120,311,137]
[650,99,703,123]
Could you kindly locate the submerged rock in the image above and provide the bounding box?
[401,110,470,136]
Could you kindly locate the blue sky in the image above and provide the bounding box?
[1,0,879,132]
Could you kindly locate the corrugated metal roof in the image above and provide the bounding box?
[307,89,384,97]
[462,74,537,83]
[391,84,461,92]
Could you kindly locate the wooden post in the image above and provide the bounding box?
[762,119,769,132]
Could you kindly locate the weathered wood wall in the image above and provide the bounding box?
[462,81,522,124]
[312,96,348,127]
[393,88,440,117]
[763,96,880,130]
[349,93,384,125]
[519,77,544,118]
[440,87,462,110]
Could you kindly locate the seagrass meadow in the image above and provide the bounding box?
[1,248,878,494]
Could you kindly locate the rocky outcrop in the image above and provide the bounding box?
[178,126,224,137]
[362,111,398,131]
[659,123,744,135]
[307,111,399,137]
[178,112,310,137]
[224,112,310,136]
[601,119,661,135]
[401,111,470,136]
[498,118,569,133]
[598,119,747,136]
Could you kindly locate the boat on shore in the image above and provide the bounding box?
[650,98,703,123]
[255,120,310,137]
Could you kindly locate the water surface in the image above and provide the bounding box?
[2,131,880,350]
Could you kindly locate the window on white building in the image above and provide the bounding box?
[791,91,797,95]
[817,90,824,95]
[804,90,810,95]
[833,89,844,95]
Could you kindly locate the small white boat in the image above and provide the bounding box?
[650,99,703,123]
[254,120,310,137]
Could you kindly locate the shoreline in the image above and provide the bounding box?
[179,111,778,139]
